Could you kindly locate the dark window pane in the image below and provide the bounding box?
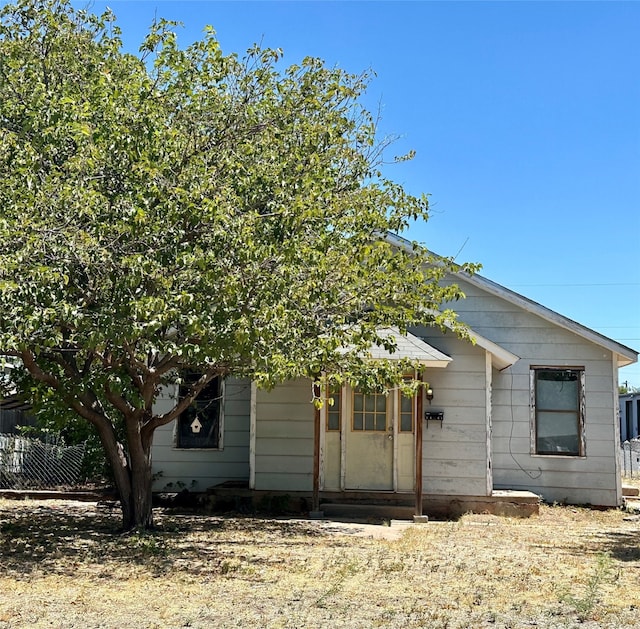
[536,411,579,454]
[327,387,341,431]
[365,395,375,412]
[177,374,221,448]
[365,413,374,431]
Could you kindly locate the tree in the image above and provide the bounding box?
[0,0,475,530]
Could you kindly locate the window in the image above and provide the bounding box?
[398,376,415,433]
[176,373,223,449]
[532,368,584,456]
[352,390,388,432]
[326,385,341,431]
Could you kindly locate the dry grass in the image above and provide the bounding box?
[0,499,639,628]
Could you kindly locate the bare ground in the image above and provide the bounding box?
[0,498,639,628]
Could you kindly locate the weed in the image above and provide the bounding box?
[220,559,238,575]
[314,557,360,607]
[126,530,166,558]
[560,551,613,621]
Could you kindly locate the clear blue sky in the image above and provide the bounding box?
[77,0,639,385]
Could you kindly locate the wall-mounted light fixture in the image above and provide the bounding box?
[426,387,434,403]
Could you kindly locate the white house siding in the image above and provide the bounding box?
[254,378,315,491]
[151,377,251,492]
[410,325,490,496]
[449,277,621,507]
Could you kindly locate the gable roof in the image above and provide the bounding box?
[385,232,638,369]
[456,271,637,368]
[465,328,520,370]
[360,327,452,368]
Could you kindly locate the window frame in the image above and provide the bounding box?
[530,366,585,457]
[326,385,342,432]
[351,389,390,433]
[398,375,416,434]
[173,373,224,450]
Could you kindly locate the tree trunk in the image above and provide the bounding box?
[96,417,155,531]
[123,445,154,530]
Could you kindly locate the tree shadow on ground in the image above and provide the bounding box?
[0,500,335,580]
[591,528,640,562]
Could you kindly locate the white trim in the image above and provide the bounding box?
[249,381,257,490]
[485,351,493,496]
[471,332,519,371]
[612,355,623,506]
[392,386,399,492]
[339,387,347,490]
[319,392,326,491]
[218,378,225,450]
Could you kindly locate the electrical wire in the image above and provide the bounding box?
[506,366,542,480]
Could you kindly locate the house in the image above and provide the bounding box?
[0,360,34,435]
[151,237,638,513]
[620,392,640,442]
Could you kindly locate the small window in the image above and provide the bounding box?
[398,376,415,433]
[326,386,341,431]
[352,390,388,432]
[532,368,584,456]
[176,373,223,449]
[399,394,414,432]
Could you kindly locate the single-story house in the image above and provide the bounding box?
[620,392,640,442]
[152,236,638,512]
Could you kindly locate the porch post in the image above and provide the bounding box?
[312,381,321,514]
[415,375,424,517]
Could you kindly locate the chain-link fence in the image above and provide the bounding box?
[620,439,640,479]
[0,433,85,489]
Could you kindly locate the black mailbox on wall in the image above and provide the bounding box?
[424,411,444,427]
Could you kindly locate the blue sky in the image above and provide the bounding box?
[77,0,639,385]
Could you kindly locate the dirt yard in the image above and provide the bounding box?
[0,498,639,628]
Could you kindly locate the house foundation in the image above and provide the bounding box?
[206,482,541,519]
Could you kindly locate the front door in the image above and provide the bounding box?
[344,389,394,490]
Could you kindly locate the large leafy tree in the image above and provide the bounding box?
[0,0,474,529]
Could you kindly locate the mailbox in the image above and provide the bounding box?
[424,411,444,428]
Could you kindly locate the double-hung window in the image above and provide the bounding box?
[531,367,585,456]
[175,373,223,449]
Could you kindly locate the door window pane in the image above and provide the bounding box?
[400,394,413,432]
[352,391,387,432]
[326,386,341,431]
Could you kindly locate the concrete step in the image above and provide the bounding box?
[320,503,416,521]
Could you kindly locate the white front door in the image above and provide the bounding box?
[344,389,394,490]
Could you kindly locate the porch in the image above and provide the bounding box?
[206,482,541,519]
